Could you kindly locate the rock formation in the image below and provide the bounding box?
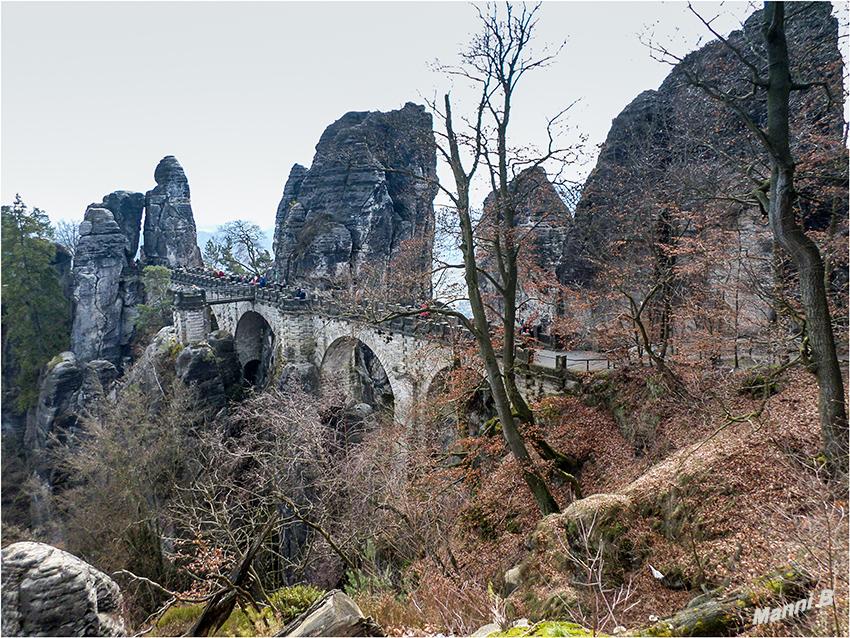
[23,352,118,538]
[128,326,240,420]
[7,155,207,544]
[483,166,588,284]
[102,190,144,262]
[70,156,204,369]
[478,167,588,328]
[71,206,137,368]
[174,343,228,416]
[1,541,126,637]
[277,589,383,637]
[272,103,437,289]
[570,3,847,347]
[143,155,203,269]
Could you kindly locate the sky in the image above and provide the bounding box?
[2,0,838,236]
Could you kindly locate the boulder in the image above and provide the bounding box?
[272,103,437,290]
[277,590,383,637]
[504,565,523,596]
[175,343,227,415]
[142,156,203,268]
[277,362,320,394]
[1,541,126,637]
[471,623,501,637]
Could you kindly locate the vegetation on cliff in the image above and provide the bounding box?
[1,196,71,410]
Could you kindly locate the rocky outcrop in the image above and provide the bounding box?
[485,167,586,286]
[102,191,145,262]
[14,156,204,538]
[70,206,134,368]
[23,352,118,537]
[1,541,126,637]
[578,4,845,225]
[24,353,83,479]
[175,343,228,417]
[142,155,203,269]
[70,158,201,369]
[480,168,590,328]
[277,362,320,394]
[572,3,847,343]
[207,330,243,397]
[128,326,240,420]
[272,103,437,289]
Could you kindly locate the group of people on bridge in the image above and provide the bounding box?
[210,269,267,287]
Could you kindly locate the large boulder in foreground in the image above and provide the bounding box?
[1,541,126,637]
[277,590,383,637]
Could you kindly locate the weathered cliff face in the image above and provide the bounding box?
[273,102,438,288]
[23,352,118,540]
[25,354,118,475]
[570,3,847,349]
[102,190,145,261]
[485,167,587,286]
[480,167,588,326]
[71,206,132,367]
[143,155,203,269]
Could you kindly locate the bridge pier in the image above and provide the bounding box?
[172,290,211,345]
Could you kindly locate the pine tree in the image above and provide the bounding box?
[2,195,71,410]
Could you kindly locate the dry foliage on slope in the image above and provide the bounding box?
[381,365,848,636]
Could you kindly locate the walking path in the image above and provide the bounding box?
[533,349,610,372]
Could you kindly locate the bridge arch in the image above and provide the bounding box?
[235,311,276,386]
[319,336,395,420]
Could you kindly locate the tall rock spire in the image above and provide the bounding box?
[272,103,437,290]
[142,155,203,268]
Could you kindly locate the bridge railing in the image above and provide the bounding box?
[169,269,614,378]
[170,269,465,342]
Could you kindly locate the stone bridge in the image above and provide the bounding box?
[170,270,580,428]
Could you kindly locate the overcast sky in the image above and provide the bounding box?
[3,1,837,235]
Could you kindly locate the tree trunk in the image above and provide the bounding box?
[763,2,848,478]
[444,93,561,517]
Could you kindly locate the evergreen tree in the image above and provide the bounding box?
[2,195,71,410]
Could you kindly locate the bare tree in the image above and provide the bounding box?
[54,218,80,262]
[424,3,584,515]
[203,220,272,277]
